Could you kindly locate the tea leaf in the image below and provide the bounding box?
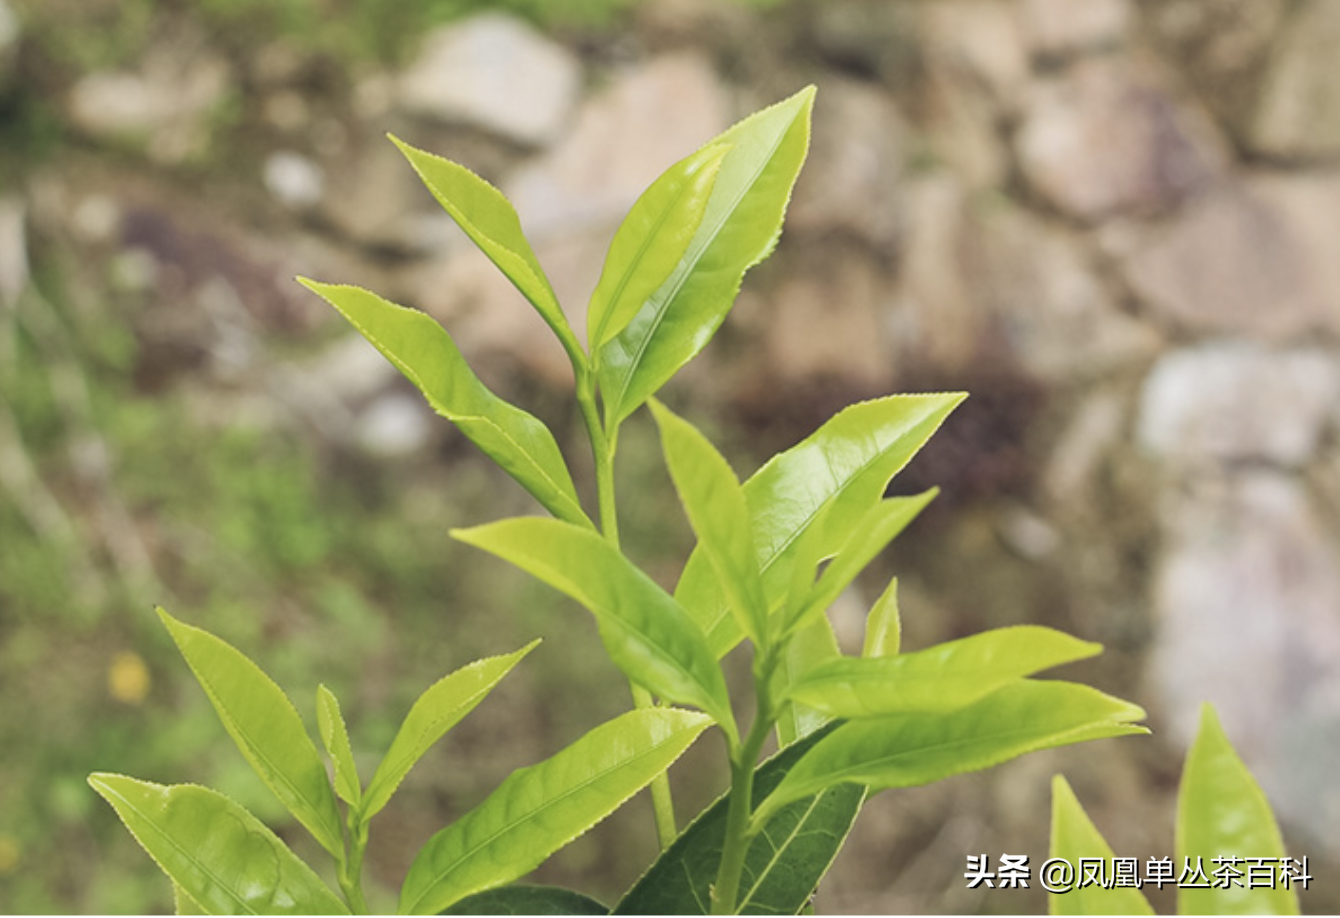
[298,280,590,529]
[316,684,361,808]
[784,626,1102,718]
[1048,775,1155,915]
[1177,704,1299,916]
[861,577,901,659]
[598,86,816,426]
[157,608,344,859]
[650,399,767,646]
[773,614,841,748]
[755,680,1147,824]
[441,884,608,915]
[88,775,348,915]
[677,392,965,657]
[362,641,539,820]
[780,492,935,640]
[616,722,863,915]
[398,708,712,915]
[389,135,583,367]
[588,144,729,351]
[452,517,735,737]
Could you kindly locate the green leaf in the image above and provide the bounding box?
[1048,775,1155,916]
[650,399,767,646]
[398,708,712,915]
[755,680,1147,825]
[173,883,207,915]
[617,722,864,915]
[1176,704,1300,916]
[157,608,344,859]
[587,144,730,352]
[298,280,590,529]
[88,774,348,915]
[441,884,608,915]
[784,626,1103,718]
[316,684,361,808]
[677,392,966,658]
[452,517,735,738]
[597,86,816,426]
[773,613,842,747]
[362,641,539,820]
[389,135,583,367]
[780,492,936,640]
[861,577,900,658]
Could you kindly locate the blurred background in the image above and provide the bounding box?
[3,0,1340,912]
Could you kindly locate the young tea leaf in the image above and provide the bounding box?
[587,145,729,352]
[650,399,767,646]
[316,684,362,808]
[1048,775,1155,916]
[1177,704,1300,916]
[772,614,842,748]
[441,884,608,915]
[754,680,1147,825]
[784,626,1103,718]
[361,640,539,820]
[398,708,712,915]
[157,608,344,859]
[389,135,583,367]
[88,774,348,915]
[677,392,965,658]
[861,577,901,659]
[597,86,816,426]
[298,280,590,529]
[617,722,863,915]
[452,516,735,737]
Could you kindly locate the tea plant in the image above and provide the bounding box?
[91,86,1148,914]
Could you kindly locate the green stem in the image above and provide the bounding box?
[577,370,679,848]
[338,814,370,914]
[711,708,774,914]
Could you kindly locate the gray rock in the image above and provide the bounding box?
[264,151,325,211]
[1116,174,1340,338]
[1138,342,1340,470]
[1016,0,1132,58]
[397,12,582,147]
[1250,0,1340,158]
[1147,469,1340,854]
[356,391,434,459]
[1015,56,1225,221]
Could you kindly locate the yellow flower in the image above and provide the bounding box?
[108,651,151,705]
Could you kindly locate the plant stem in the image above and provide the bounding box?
[577,372,679,848]
[711,708,774,914]
[338,816,370,914]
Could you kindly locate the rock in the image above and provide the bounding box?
[1115,174,1340,338]
[1249,0,1340,158]
[1016,0,1132,59]
[788,78,909,246]
[65,32,230,163]
[1147,469,1340,853]
[1015,56,1225,221]
[1138,342,1340,470]
[397,12,582,147]
[355,391,434,459]
[922,0,1029,107]
[811,0,921,85]
[264,151,325,211]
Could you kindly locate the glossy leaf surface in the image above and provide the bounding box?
[158,608,344,858]
[781,492,935,639]
[316,684,361,808]
[861,577,901,658]
[677,393,965,657]
[88,774,348,915]
[1048,775,1155,915]
[362,641,538,820]
[651,399,767,645]
[452,517,734,735]
[784,626,1102,718]
[1177,704,1299,916]
[773,614,841,748]
[598,86,815,425]
[389,135,582,365]
[399,708,712,915]
[441,884,608,915]
[755,680,1147,824]
[587,145,729,351]
[299,280,589,528]
[617,723,863,915]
